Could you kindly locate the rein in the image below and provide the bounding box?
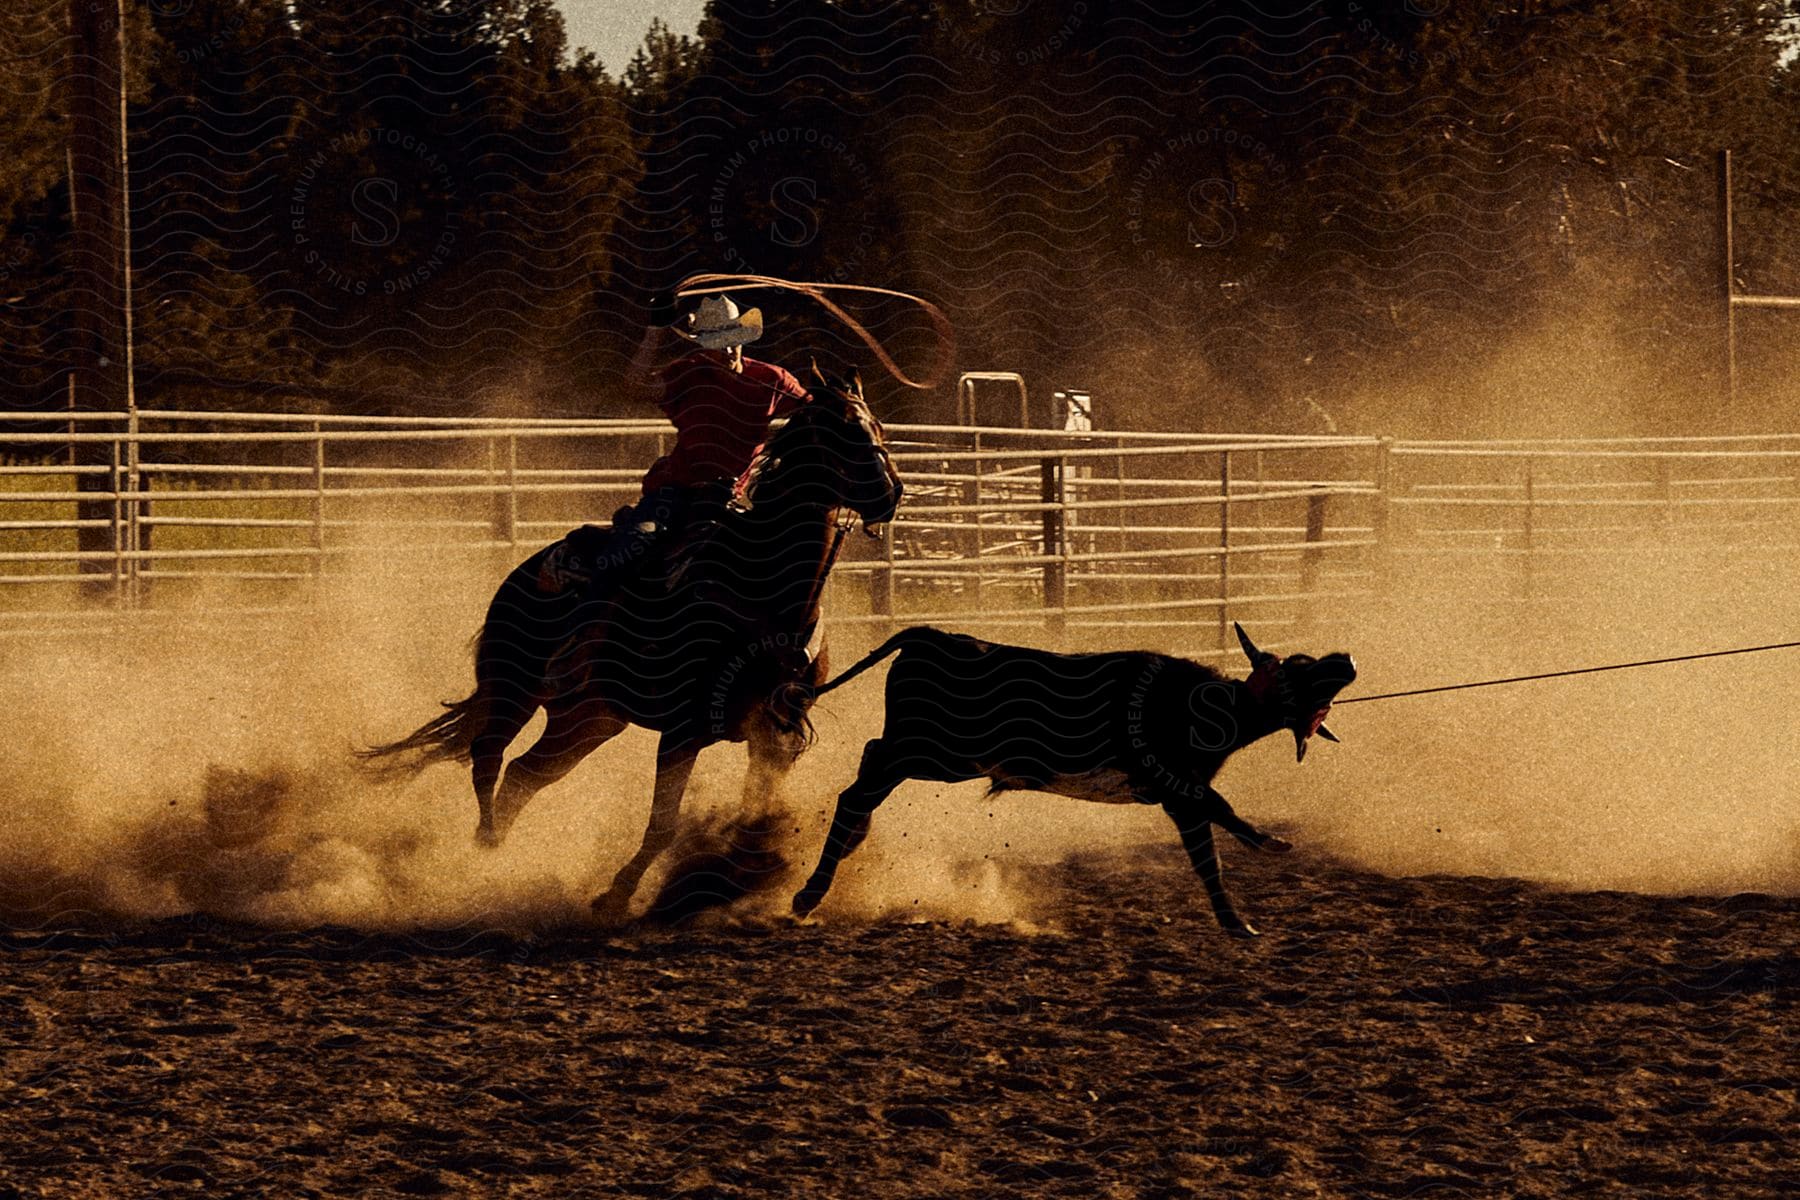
[801,519,853,633]
[738,402,876,650]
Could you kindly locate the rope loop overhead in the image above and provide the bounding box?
[673,273,956,391]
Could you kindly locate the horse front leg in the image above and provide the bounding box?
[592,732,703,922]
[740,734,785,822]
[739,698,810,818]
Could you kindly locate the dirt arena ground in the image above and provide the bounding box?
[3,839,1794,1199]
[2,589,1798,1197]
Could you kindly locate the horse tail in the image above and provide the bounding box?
[357,592,514,771]
[358,543,568,775]
[808,625,947,701]
[357,690,489,769]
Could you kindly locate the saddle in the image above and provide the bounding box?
[534,493,736,598]
[532,523,608,594]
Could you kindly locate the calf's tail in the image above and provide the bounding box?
[809,625,950,700]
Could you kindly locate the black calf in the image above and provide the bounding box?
[793,624,1355,936]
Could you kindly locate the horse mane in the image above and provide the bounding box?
[741,383,872,505]
[740,403,819,502]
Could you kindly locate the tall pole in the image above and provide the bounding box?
[1717,148,1736,410]
[65,0,131,596]
[117,0,140,597]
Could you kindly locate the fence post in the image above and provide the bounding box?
[1521,458,1537,605]
[131,464,150,608]
[124,421,143,608]
[1041,456,1065,635]
[1113,434,1127,602]
[1300,491,1328,633]
[1372,438,1394,602]
[1217,449,1232,650]
[1656,456,1674,539]
[1060,451,1072,621]
[967,430,984,611]
[1718,148,1736,409]
[505,434,519,551]
[110,438,125,607]
[485,437,501,551]
[311,422,326,580]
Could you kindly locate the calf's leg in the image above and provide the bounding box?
[1164,804,1259,938]
[793,739,908,916]
[1203,786,1292,854]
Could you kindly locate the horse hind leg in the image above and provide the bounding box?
[471,683,540,847]
[486,697,627,847]
[468,612,557,846]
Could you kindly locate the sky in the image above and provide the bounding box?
[557,0,706,75]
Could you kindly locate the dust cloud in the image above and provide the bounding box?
[0,549,1155,934]
[1281,569,1800,897]
[4,547,1796,937]
[0,566,595,932]
[7,309,1800,936]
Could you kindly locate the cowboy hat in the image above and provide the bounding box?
[675,294,764,349]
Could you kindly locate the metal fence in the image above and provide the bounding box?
[1385,434,1800,614]
[0,411,1382,655]
[861,426,1381,651]
[7,412,1792,653]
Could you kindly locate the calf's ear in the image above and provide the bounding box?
[1316,724,1340,743]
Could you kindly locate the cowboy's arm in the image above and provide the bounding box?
[627,293,688,403]
[627,326,682,404]
[768,365,812,418]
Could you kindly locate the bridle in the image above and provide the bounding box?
[776,386,895,628]
[801,519,854,630]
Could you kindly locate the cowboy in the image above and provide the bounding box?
[585,294,813,592]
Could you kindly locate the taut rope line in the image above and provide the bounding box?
[673,273,956,390]
[1338,640,1800,705]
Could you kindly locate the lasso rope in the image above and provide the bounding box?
[1338,639,1800,705]
[673,273,956,390]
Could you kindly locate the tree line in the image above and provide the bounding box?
[1,0,1796,433]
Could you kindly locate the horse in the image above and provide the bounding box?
[364,365,902,919]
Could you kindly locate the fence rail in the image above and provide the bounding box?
[5,412,1794,653]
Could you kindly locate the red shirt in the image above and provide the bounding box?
[641,353,810,496]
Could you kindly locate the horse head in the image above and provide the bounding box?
[747,361,903,534]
